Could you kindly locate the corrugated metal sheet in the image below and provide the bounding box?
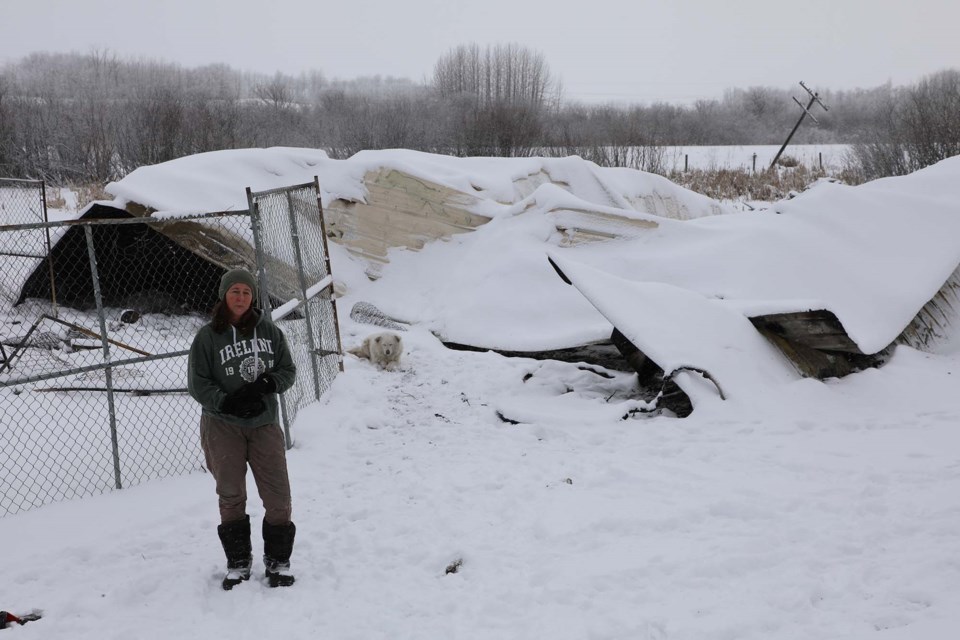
[898,263,960,351]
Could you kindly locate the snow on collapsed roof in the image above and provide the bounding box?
[105,147,724,220]
[564,156,960,355]
[106,147,353,215]
[547,252,801,400]
[360,155,960,356]
[103,148,959,358]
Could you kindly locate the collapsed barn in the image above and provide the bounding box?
[8,149,960,418]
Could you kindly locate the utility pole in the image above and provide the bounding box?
[770,81,829,170]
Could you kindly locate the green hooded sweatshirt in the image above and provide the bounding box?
[187,309,296,428]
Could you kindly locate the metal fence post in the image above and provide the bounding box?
[83,225,122,491]
[314,176,345,373]
[40,181,58,317]
[245,188,269,313]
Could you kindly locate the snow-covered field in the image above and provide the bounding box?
[661,144,849,173]
[1,149,958,639]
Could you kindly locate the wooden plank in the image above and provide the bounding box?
[749,309,865,353]
[754,330,858,379]
[750,309,893,379]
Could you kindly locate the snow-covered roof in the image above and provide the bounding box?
[362,156,960,356]
[106,147,352,214]
[105,147,725,221]
[564,157,960,354]
[104,148,960,359]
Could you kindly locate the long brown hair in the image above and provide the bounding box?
[210,300,258,334]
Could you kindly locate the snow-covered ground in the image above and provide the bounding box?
[2,324,958,639]
[1,149,958,639]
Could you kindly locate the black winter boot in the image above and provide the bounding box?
[217,515,253,591]
[262,519,296,588]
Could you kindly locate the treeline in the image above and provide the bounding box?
[844,70,960,179]
[0,46,957,184]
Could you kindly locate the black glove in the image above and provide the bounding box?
[221,388,267,419]
[246,373,277,396]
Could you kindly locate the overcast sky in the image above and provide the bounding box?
[2,0,958,104]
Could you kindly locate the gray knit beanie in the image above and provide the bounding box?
[218,268,258,300]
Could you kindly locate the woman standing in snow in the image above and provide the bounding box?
[188,268,298,590]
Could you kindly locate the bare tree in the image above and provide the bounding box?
[477,43,550,108]
[846,69,960,180]
[298,69,327,104]
[433,43,554,156]
[254,73,295,109]
[0,72,12,174]
[902,70,960,168]
[119,79,186,171]
[73,51,123,181]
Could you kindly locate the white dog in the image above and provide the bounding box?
[348,332,403,370]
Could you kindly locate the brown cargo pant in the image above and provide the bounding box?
[200,414,292,526]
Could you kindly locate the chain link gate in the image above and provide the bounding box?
[247,178,344,445]
[1,184,342,518]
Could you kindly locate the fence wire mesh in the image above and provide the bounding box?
[1,196,339,518]
[0,179,51,312]
[247,180,343,442]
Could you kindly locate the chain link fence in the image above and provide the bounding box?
[1,181,341,517]
[0,179,53,318]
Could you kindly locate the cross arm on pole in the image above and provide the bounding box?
[792,96,821,125]
[800,81,829,112]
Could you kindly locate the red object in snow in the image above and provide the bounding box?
[0,612,19,629]
[1,611,42,629]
